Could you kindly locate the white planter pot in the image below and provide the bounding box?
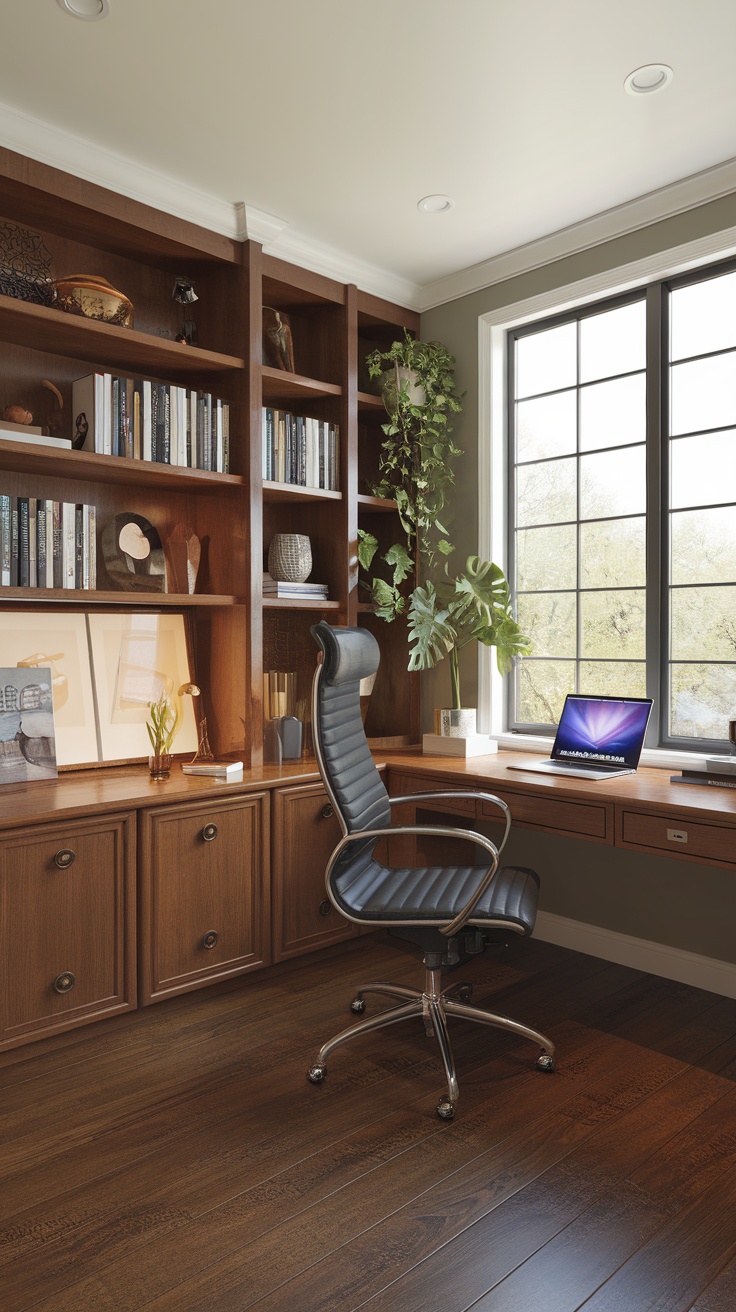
[436,707,477,738]
[380,365,426,411]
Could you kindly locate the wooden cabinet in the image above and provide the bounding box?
[618,807,736,867]
[271,781,358,961]
[0,812,136,1050]
[138,792,269,1004]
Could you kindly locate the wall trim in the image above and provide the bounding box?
[535,910,736,1000]
[419,154,736,311]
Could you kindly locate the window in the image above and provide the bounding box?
[507,261,736,751]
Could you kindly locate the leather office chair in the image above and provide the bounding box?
[306,622,555,1121]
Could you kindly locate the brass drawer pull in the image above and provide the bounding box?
[321,804,334,820]
[319,899,332,917]
[54,848,76,869]
[202,823,218,843]
[53,971,76,994]
[202,930,219,950]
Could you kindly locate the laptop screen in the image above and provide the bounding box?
[551,695,653,769]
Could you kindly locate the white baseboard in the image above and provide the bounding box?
[534,910,736,1001]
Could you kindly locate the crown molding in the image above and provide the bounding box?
[0,99,421,309]
[418,154,736,312]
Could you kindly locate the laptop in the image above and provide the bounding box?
[507,693,653,780]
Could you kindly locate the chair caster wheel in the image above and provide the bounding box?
[350,996,366,1015]
[536,1053,555,1073]
[436,1097,456,1121]
[307,1065,326,1084]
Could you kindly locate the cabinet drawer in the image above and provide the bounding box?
[272,782,358,961]
[139,793,269,1004]
[619,809,736,865]
[0,813,136,1048]
[480,790,611,841]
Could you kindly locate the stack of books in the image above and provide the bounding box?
[0,420,72,450]
[262,408,339,490]
[0,495,96,589]
[262,572,328,601]
[671,757,736,790]
[73,373,230,472]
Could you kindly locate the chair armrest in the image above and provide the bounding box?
[388,791,511,858]
[325,822,501,939]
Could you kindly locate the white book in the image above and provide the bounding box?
[28,499,37,587]
[0,494,10,585]
[142,380,152,462]
[170,386,180,467]
[188,388,198,468]
[62,502,76,589]
[0,428,72,450]
[215,399,224,472]
[181,761,244,777]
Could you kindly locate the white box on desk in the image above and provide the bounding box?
[422,733,498,758]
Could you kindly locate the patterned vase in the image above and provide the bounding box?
[268,534,312,583]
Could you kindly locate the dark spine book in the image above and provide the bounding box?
[671,774,736,789]
[75,504,84,589]
[150,385,159,462]
[296,415,304,485]
[28,498,37,586]
[36,499,46,587]
[111,376,120,457]
[10,499,19,586]
[266,408,274,480]
[132,380,143,460]
[52,502,63,589]
[0,494,10,585]
[161,387,171,464]
[18,496,29,586]
[222,402,229,473]
[125,378,134,458]
[118,378,128,458]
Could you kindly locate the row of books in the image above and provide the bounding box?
[262,572,329,600]
[0,496,96,589]
[72,374,230,472]
[262,408,339,490]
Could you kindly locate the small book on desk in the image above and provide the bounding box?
[670,767,736,790]
[181,761,244,777]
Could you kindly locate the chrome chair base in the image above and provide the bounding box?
[306,965,556,1121]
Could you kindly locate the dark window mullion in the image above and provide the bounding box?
[575,317,582,694]
[645,281,663,748]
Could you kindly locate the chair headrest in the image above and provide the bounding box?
[312,622,380,687]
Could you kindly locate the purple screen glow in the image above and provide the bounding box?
[553,697,652,767]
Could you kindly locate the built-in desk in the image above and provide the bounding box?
[384,749,736,870]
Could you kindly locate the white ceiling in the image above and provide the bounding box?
[1,0,736,308]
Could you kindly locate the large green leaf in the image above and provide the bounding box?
[407,582,456,671]
[357,529,378,571]
[383,542,413,586]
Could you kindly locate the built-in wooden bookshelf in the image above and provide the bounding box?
[0,143,420,768]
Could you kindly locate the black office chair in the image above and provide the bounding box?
[306,622,555,1121]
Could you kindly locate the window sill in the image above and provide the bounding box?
[497,733,715,773]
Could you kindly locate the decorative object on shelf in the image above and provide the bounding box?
[87,611,198,762]
[2,405,33,425]
[263,669,303,760]
[41,379,65,442]
[148,752,172,780]
[263,307,295,372]
[0,665,58,783]
[0,221,53,306]
[172,276,198,305]
[101,512,166,591]
[190,712,215,764]
[278,715,302,760]
[167,524,201,594]
[145,681,199,780]
[268,533,312,583]
[52,274,134,328]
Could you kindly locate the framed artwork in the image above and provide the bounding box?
[0,612,97,766]
[0,666,58,782]
[86,611,198,763]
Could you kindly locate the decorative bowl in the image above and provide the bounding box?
[52,275,134,329]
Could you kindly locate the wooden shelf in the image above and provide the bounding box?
[263,481,342,504]
[357,391,385,412]
[0,294,245,379]
[0,438,246,491]
[0,588,242,607]
[357,493,398,512]
[263,597,341,611]
[261,366,342,404]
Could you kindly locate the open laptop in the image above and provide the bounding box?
[507,693,653,780]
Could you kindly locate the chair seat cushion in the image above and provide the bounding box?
[333,857,539,935]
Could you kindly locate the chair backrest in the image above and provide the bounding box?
[311,622,391,837]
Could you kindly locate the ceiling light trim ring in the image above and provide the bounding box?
[57,0,110,20]
[624,64,674,96]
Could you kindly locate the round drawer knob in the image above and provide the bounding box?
[54,848,76,869]
[53,971,76,994]
[202,823,218,843]
[319,899,332,917]
[202,930,219,950]
[320,804,334,820]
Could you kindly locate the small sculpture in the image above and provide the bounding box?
[52,275,134,329]
[172,277,198,305]
[168,524,201,594]
[101,512,166,591]
[263,307,295,372]
[2,405,33,425]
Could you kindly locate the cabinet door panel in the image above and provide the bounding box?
[139,793,269,1003]
[0,814,135,1046]
[272,783,358,961]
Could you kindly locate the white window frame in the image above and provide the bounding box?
[478,222,736,771]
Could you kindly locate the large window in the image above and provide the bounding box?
[508,261,736,750]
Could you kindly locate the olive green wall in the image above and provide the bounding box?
[418,193,736,974]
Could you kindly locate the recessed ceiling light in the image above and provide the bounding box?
[624,63,673,95]
[57,0,110,19]
[417,195,455,214]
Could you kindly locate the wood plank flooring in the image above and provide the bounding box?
[3,933,736,1312]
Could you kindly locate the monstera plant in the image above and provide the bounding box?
[358,333,530,709]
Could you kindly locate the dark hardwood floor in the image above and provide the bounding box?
[3,932,736,1312]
